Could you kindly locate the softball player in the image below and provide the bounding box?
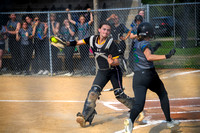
[51,22,137,127]
[124,22,180,133]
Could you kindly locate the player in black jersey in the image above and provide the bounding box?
[71,22,135,127]
[124,22,180,133]
[50,22,146,127]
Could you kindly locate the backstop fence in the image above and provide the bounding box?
[0,2,199,76]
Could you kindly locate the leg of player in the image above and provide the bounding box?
[76,85,101,127]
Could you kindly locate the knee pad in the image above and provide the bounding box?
[88,85,101,102]
[114,88,135,109]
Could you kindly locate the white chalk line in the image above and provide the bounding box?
[115,119,200,133]
[160,70,200,79]
[0,100,85,103]
[101,97,200,111]
[147,110,200,115]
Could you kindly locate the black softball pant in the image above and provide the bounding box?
[130,68,171,123]
[93,66,123,91]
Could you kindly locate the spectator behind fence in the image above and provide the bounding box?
[127,15,143,77]
[106,14,131,74]
[67,8,93,75]
[60,19,75,76]
[49,13,60,75]
[130,9,145,30]
[0,24,7,75]
[16,21,36,75]
[6,13,21,75]
[32,16,48,75]
[25,15,34,29]
[106,14,131,55]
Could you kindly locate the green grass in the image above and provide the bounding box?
[150,40,200,68]
[151,41,200,56]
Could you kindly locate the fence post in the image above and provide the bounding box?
[146,4,150,22]
[93,0,99,34]
[173,1,176,48]
[47,12,53,76]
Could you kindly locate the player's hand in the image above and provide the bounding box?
[155,42,161,48]
[107,54,114,65]
[153,42,161,52]
[165,48,176,59]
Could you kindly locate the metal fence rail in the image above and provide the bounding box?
[0,2,199,76]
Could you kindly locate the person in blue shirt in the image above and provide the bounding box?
[60,19,75,76]
[67,8,93,75]
[6,13,21,74]
[32,16,48,75]
[127,15,143,77]
[16,21,36,75]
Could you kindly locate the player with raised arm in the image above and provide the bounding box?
[50,22,145,127]
[124,22,180,133]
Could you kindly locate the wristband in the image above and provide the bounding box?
[69,40,77,46]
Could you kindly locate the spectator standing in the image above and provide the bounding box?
[127,15,143,77]
[16,21,36,75]
[106,14,131,74]
[60,19,75,76]
[49,13,60,75]
[0,24,7,75]
[130,9,145,30]
[6,14,21,74]
[67,8,93,75]
[32,16,48,75]
[106,14,130,55]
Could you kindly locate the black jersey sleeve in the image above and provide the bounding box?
[82,37,90,45]
[109,42,120,58]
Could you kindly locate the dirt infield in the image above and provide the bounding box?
[0,69,200,133]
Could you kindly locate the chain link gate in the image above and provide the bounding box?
[0,2,199,76]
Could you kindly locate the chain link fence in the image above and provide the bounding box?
[0,2,199,76]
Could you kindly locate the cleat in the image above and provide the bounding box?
[124,118,133,133]
[136,111,145,122]
[76,112,86,127]
[86,110,97,125]
[167,119,180,128]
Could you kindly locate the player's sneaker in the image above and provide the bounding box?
[167,119,180,128]
[124,118,133,133]
[76,112,86,127]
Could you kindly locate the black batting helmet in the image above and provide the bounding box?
[134,15,143,23]
[137,22,155,38]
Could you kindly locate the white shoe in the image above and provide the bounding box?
[167,119,180,128]
[126,72,134,77]
[64,72,73,76]
[124,119,133,133]
[37,70,44,75]
[42,70,49,75]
